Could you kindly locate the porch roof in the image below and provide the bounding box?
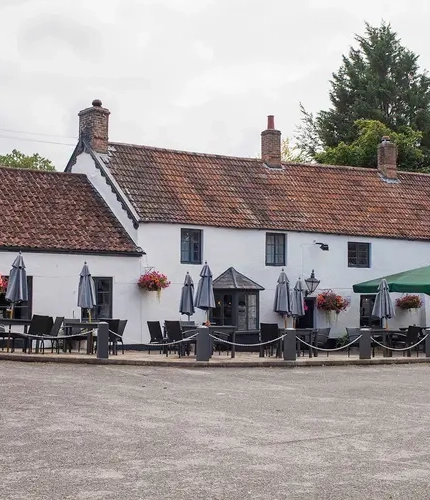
[213,267,264,290]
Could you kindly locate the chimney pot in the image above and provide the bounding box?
[378,136,397,180]
[261,115,281,167]
[78,100,110,153]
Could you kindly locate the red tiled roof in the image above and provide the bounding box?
[0,166,140,254]
[103,142,430,241]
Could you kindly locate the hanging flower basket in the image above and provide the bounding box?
[137,271,170,292]
[396,294,422,310]
[0,275,8,294]
[316,290,349,315]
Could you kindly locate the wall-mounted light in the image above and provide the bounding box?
[314,242,329,251]
[305,269,320,296]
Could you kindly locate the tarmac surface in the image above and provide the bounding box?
[1,362,430,500]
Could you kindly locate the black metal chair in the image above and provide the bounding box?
[392,326,422,357]
[107,319,127,355]
[259,323,280,357]
[165,320,192,357]
[147,321,166,354]
[345,327,361,357]
[313,327,331,357]
[63,319,88,353]
[49,316,65,353]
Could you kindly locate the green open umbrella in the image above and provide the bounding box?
[353,265,430,295]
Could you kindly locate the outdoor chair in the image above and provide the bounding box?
[180,321,195,327]
[345,327,361,357]
[208,326,234,356]
[49,316,65,353]
[107,319,127,355]
[165,320,192,357]
[259,323,281,357]
[392,325,422,357]
[63,318,89,353]
[147,321,166,354]
[23,315,54,354]
[313,327,331,357]
[295,328,315,357]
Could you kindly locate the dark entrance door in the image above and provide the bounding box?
[296,298,315,328]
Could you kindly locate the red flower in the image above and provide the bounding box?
[396,295,422,310]
[316,290,349,314]
[138,271,170,291]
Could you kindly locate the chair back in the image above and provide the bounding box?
[28,315,54,336]
[315,327,330,347]
[64,318,82,336]
[346,327,361,342]
[164,321,183,342]
[406,326,421,344]
[117,320,127,338]
[181,321,195,327]
[260,323,279,343]
[147,321,164,343]
[50,317,64,337]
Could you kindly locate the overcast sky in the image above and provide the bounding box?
[0,0,429,169]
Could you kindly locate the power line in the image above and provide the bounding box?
[0,135,76,147]
[0,127,77,139]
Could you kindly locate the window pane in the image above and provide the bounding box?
[266,233,285,265]
[223,294,233,325]
[237,293,247,330]
[247,294,258,329]
[181,229,201,263]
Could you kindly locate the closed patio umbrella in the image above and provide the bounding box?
[372,279,395,328]
[195,262,215,324]
[5,252,28,352]
[273,269,292,328]
[179,272,195,319]
[291,279,305,327]
[77,262,96,322]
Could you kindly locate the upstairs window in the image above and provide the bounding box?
[348,242,370,268]
[266,233,286,266]
[181,229,202,264]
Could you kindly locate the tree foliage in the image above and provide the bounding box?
[296,22,430,171]
[281,137,309,163]
[0,149,55,171]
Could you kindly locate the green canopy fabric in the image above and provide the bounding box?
[353,265,430,295]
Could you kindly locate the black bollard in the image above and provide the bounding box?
[283,329,297,361]
[359,328,371,359]
[196,326,211,362]
[97,322,109,359]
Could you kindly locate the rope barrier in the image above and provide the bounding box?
[209,333,286,347]
[370,334,428,352]
[295,335,362,352]
[107,329,200,347]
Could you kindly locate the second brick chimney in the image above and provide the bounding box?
[377,136,397,180]
[261,115,281,167]
[78,99,110,154]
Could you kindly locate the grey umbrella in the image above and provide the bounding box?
[5,252,28,308]
[291,279,305,326]
[273,269,292,327]
[179,272,195,319]
[195,262,215,323]
[5,252,28,352]
[77,262,96,321]
[372,279,395,328]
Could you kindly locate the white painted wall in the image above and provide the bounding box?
[137,223,430,339]
[0,251,142,343]
[71,152,138,243]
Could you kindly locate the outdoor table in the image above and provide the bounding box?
[62,321,100,355]
[0,318,32,352]
[371,329,406,357]
[295,329,317,358]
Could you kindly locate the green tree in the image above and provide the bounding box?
[315,119,424,171]
[297,22,430,171]
[281,137,310,163]
[0,149,55,171]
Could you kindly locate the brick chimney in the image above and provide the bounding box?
[377,136,397,180]
[261,115,281,167]
[78,99,110,153]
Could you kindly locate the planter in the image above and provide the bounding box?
[137,271,170,300]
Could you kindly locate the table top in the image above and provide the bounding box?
[0,318,32,326]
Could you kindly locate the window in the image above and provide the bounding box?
[266,233,286,266]
[0,276,33,319]
[348,242,370,268]
[81,277,113,320]
[212,291,259,330]
[181,229,202,264]
[360,295,382,328]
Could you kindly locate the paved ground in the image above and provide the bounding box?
[1,362,430,500]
